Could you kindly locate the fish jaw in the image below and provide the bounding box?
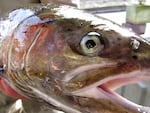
[66,69,150,112]
[62,46,150,113]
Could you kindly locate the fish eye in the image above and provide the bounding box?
[80,32,104,56]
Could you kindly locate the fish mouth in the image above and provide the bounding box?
[63,62,150,113]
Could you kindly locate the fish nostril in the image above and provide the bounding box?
[130,39,140,50]
[132,55,138,60]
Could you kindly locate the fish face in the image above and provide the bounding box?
[0,4,150,113]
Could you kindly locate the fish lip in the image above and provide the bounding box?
[64,64,150,112]
[62,62,117,82]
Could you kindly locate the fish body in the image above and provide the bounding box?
[0,4,150,113]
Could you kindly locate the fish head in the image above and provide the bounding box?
[1,4,150,113]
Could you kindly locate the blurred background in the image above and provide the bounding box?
[0,0,150,113]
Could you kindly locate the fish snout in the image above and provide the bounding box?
[130,38,150,69]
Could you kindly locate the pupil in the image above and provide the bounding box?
[86,40,96,49]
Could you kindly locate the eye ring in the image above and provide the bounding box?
[80,32,105,56]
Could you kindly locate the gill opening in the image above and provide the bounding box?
[24,26,44,78]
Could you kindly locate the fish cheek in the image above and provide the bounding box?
[24,37,65,79]
[11,24,67,80]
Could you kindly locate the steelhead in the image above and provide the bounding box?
[0,3,150,113]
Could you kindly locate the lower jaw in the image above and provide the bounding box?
[98,84,150,113]
[71,70,150,113]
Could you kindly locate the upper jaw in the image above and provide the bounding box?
[62,58,142,91]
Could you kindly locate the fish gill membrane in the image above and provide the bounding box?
[0,3,150,113]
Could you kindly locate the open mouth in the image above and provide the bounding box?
[63,63,150,113]
[97,74,150,113]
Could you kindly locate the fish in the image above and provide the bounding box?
[0,3,150,113]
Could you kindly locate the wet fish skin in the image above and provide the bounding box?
[0,3,150,113]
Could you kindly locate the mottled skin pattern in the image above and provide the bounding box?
[21,98,137,113]
[0,3,150,113]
